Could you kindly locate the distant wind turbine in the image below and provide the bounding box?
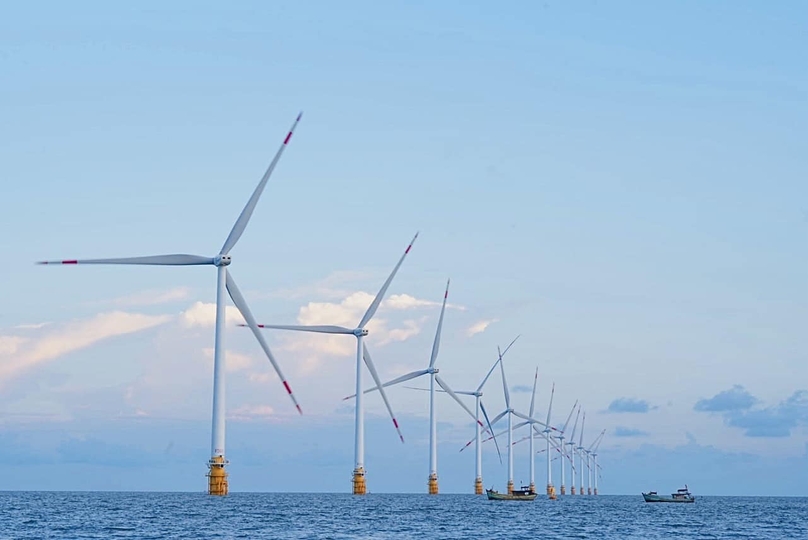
[38,113,304,495]
[346,279,480,494]
[248,234,418,494]
[566,405,581,494]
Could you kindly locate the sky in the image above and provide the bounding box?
[1,0,806,495]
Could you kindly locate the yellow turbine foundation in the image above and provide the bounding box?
[529,482,536,494]
[547,484,557,500]
[588,487,592,495]
[571,486,576,495]
[594,488,598,496]
[474,478,483,495]
[352,467,367,495]
[428,473,439,495]
[507,480,514,494]
[207,456,228,496]
[561,485,566,495]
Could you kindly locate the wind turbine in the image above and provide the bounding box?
[527,368,539,494]
[248,233,418,494]
[484,343,548,494]
[452,338,521,494]
[555,399,578,495]
[543,382,556,498]
[577,411,586,495]
[38,114,304,495]
[589,429,606,495]
[566,405,581,494]
[346,280,479,494]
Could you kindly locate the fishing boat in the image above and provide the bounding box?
[486,485,537,501]
[642,485,695,503]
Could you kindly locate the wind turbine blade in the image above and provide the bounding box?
[528,367,538,418]
[225,270,301,414]
[500,334,521,356]
[512,410,550,429]
[434,375,481,426]
[241,324,354,334]
[37,254,214,266]
[488,408,509,428]
[480,401,502,464]
[475,335,520,393]
[402,386,477,396]
[428,279,450,368]
[545,382,555,426]
[561,399,579,434]
[357,232,418,328]
[362,344,405,443]
[476,356,501,393]
[343,369,429,400]
[498,347,510,408]
[220,113,302,255]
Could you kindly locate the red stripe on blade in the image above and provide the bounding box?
[405,245,412,254]
[283,381,292,395]
[393,418,400,429]
[283,132,292,144]
[63,260,78,264]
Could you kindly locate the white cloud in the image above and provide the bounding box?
[180,301,245,328]
[466,318,499,337]
[377,318,425,345]
[0,336,29,355]
[13,322,51,330]
[201,348,254,373]
[229,404,275,420]
[384,294,465,311]
[112,287,192,307]
[0,311,172,383]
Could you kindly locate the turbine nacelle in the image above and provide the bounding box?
[214,255,232,267]
[353,328,369,337]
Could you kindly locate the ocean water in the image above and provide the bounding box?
[1,492,806,539]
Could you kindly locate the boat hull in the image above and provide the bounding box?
[642,493,695,503]
[486,489,537,501]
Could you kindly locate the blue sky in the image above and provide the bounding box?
[1,1,806,494]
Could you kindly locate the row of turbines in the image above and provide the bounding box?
[37,113,605,496]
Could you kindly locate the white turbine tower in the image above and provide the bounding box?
[346,280,480,494]
[589,429,606,495]
[527,368,539,494]
[543,382,556,498]
[249,233,418,494]
[484,343,547,494]
[566,405,581,494]
[453,338,521,494]
[38,114,304,495]
[556,400,579,495]
[577,411,586,495]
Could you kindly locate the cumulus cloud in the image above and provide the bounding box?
[201,348,254,373]
[697,386,808,438]
[694,385,757,412]
[466,319,498,337]
[180,301,245,328]
[279,291,433,358]
[606,398,656,414]
[385,294,464,311]
[0,311,173,383]
[614,426,649,437]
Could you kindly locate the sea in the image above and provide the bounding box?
[1,492,806,539]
